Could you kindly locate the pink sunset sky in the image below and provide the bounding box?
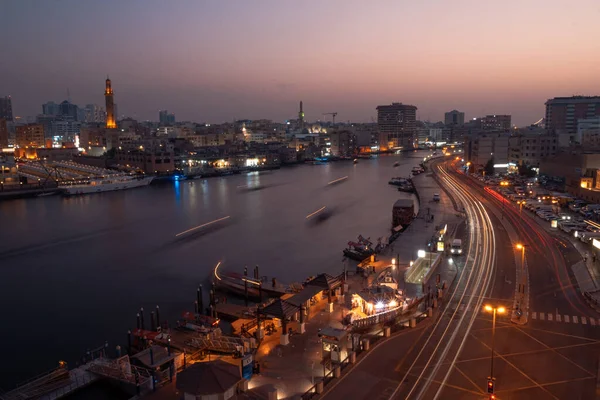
[1,0,599,125]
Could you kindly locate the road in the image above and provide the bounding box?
[321,158,600,400]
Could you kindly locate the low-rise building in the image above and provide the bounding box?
[115,149,174,174]
[465,132,509,168]
[329,130,355,157]
[15,124,45,148]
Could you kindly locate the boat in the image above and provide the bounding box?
[213,263,292,298]
[397,184,415,193]
[393,162,400,167]
[60,175,154,195]
[411,166,424,175]
[343,236,376,260]
[388,177,413,186]
[353,159,358,164]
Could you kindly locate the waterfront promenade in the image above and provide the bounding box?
[245,158,465,399]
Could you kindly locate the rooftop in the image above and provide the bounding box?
[176,360,242,396]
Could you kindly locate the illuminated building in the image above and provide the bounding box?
[15,124,45,148]
[376,102,417,150]
[104,76,116,129]
[298,101,305,130]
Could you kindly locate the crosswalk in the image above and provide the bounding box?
[531,311,596,326]
[448,303,597,327]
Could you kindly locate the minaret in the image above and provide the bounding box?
[298,101,305,129]
[105,76,116,129]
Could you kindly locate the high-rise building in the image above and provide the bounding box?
[59,100,79,121]
[545,96,600,134]
[0,96,14,121]
[159,110,176,124]
[42,101,60,116]
[299,101,305,129]
[444,110,465,126]
[15,124,44,148]
[105,77,116,129]
[376,102,418,150]
[0,119,8,147]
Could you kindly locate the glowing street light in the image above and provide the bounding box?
[417,250,426,258]
[483,304,506,396]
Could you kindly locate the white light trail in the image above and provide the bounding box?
[306,206,326,219]
[327,176,348,185]
[175,216,231,237]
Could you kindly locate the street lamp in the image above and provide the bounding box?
[483,304,506,397]
[516,243,525,271]
[517,200,524,214]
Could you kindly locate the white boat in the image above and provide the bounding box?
[60,175,154,195]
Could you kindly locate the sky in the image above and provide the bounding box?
[1,0,600,126]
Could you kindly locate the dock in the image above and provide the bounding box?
[215,303,255,321]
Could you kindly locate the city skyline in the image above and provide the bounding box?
[1,1,600,126]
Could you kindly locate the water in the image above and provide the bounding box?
[0,151,426,389]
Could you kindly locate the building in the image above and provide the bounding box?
[508,131,558,167]
[104,77,116,129]
[42,101,60,116]
[58,100,79,121]
[0,96,13,122]
[540,150,600,202]
[478,115,511,131]
[159,110,175,124]
[329,130,355,157]
[52,120,81,144]
[114,148,174,174]
[545,96,600,134]
[15,124,45,148]
[175,360,244,400]
[465,132,509,167]
[576,117,600,145]
[299,101,305,130]
[445,110,465,126]
[376,102,418,150]
[0,119,8,147]
[83,104,106,123]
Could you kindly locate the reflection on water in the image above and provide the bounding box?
[0,151,426,389]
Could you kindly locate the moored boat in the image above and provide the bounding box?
[60,175,153,195]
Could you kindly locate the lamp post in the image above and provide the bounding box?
[516,244,525,273]
[484,304,506,397]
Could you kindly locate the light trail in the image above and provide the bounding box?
[305,206,326,219]
[175,216,231,237]
[389,161,497,399]
[327,176,348,185]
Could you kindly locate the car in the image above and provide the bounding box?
[433,193,440,202]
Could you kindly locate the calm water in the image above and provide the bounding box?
[0,151,425,389]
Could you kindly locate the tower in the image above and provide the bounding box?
[105,76,116,129]
[298,101,305,129]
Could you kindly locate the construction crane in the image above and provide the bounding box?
[323,112,338,125]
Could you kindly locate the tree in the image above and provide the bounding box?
[518,163,537,178]
[484,157,495,176]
